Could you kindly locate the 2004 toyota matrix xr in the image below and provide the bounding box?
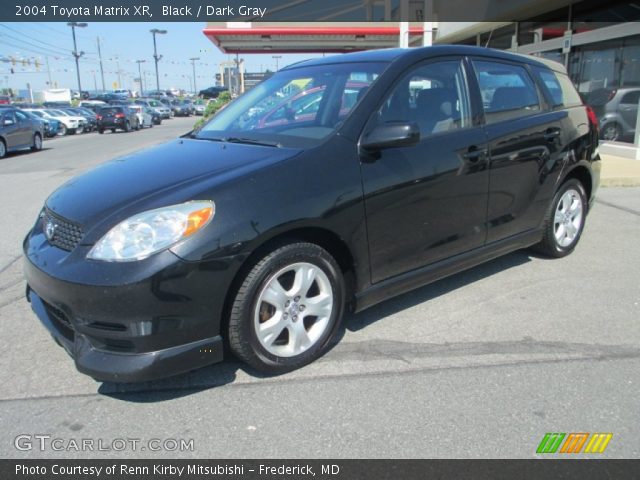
[24,46,600,382]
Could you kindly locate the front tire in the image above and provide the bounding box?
[228,242,345,374]
[31,133,42,151]
[533,178,587,258]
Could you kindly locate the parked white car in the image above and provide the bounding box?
[44,109,86,135]
[193,100,207,115]
[23,109,80,136]
[128,105,153,128]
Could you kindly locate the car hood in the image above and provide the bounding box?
[45,138,301,235]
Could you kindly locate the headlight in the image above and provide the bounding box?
[87,201,214,262]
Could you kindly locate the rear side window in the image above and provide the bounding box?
[621,91,640,105]
[473,60,540,124]
[533,67,582,108]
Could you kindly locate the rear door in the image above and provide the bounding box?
[14,110,33,145]
[361,57,490,283]
[619,90,640,132]
[470,58,566,243]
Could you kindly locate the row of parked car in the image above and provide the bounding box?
[0,96,204,158]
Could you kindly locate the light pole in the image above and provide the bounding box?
[136,60,146,96]
[150,28,167,91]
[67,22,88,95]
[272,55,282,71]
[189,57,199,94]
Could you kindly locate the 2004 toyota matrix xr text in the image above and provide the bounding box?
[23,46,601,382]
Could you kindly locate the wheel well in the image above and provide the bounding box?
[220,227,356,341]
[564,166,592,202]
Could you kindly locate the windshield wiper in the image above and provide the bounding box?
[223,137,281,148]
[186,135,280,147]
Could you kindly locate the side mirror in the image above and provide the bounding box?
[360,122,420,151]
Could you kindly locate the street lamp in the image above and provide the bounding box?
[67,22,88,95]
[150,28,167,91]
[189,57,200,94]
[272,55,282,71]
[136,60,146,96]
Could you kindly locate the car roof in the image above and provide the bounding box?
[283,45,566,74]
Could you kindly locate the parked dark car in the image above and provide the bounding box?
[96,105,139,133]
[23,46,600,382]
[147,107,162,125]
[0,107,44,158]
[170,99,191,117]
[198,86,227,99]
[585,87,640,142]
[89,93,125,104]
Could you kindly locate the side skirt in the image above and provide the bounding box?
[354,229,543,313]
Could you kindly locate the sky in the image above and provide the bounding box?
[0,22,325,93]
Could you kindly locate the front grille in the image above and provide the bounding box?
[42,209,84,251]
[43,301,75,341]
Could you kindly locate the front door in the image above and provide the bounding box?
[360,58,490,283]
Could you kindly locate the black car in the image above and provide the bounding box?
[199,86,228,99]
[0,108,44,158]
[170,99,191,117]
[96,105,139,133]
[23,46,600,382]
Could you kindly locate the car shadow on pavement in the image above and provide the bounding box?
[97,250,533,403]
[343,249,533,334]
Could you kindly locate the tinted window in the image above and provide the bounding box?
[473,60,540,123]
[621,91,640,105]
[99,107,122,115]
[534,67,582,108]
[15,110,29,122]
[374,60,471,136]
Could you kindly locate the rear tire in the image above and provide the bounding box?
[111,128,116,133]
[228,242,345,374]
[601,123,622,142]
[0,139,6,158]
[533,178,587,258]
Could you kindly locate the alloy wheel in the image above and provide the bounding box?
[554,188,583,248]
[254,262,333,358]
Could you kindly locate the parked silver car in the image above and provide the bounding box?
[587,87,640,142]
[0,108,44,158]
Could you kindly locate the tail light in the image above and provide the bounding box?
[586,105,599,129]
[115,113,125,118]
[96,114,102,120]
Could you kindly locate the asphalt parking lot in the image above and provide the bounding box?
[0,119,638,458]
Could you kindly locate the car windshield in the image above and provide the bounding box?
[149,100,161,107]
[196,62,386,148]
[29,110,44,118]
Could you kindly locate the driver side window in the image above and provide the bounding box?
[377,60,471,137]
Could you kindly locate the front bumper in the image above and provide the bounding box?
[23,228,238,382]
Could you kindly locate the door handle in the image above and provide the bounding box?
[544,128,561,141]
[463,146,488,163]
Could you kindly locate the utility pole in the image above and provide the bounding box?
[136,59,146,96]
[67,22,88,94]
[150,28,167,91]
[45,56,52,86]
[115,57,122,88]
[189,57,200,94]
[272,55,282,71]
[96,37,106,91]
